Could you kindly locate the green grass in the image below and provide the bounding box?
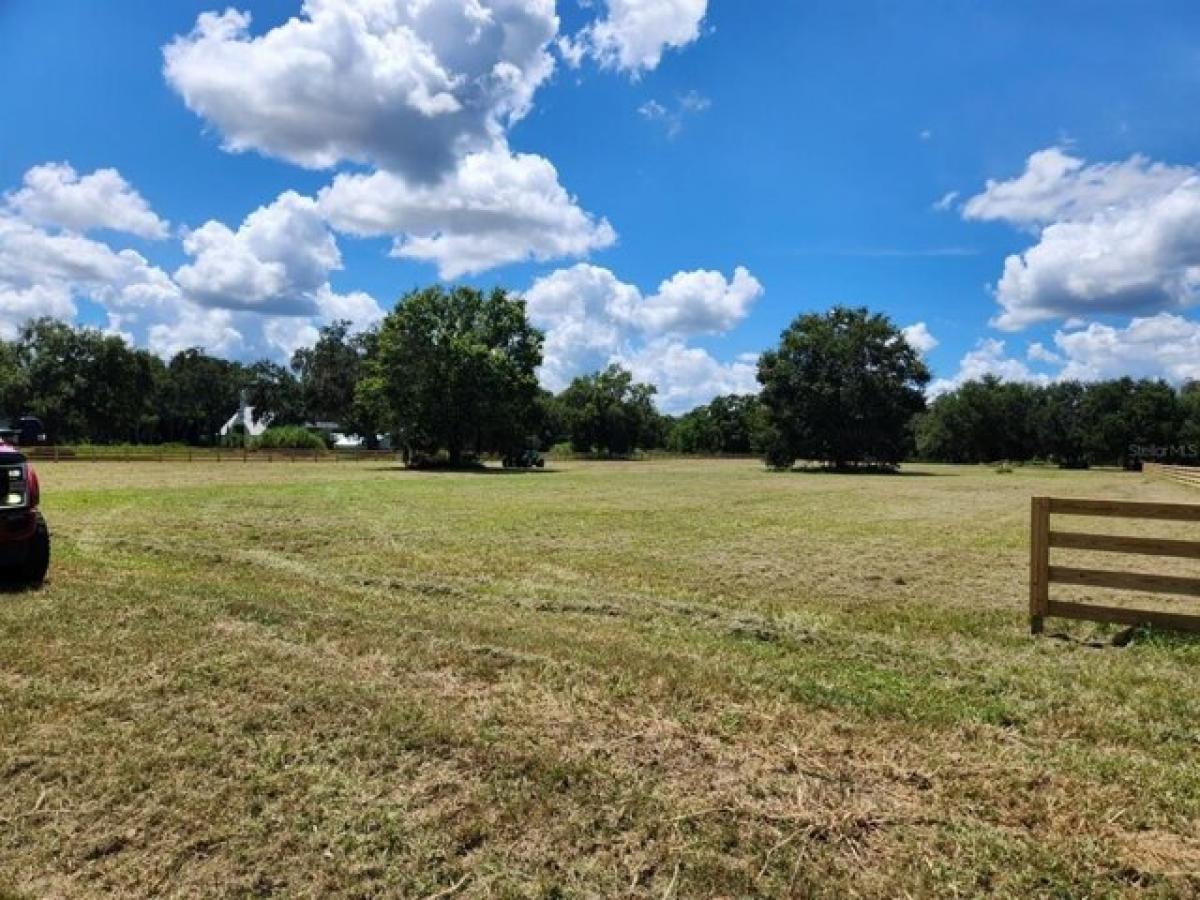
[3,459,1200,897]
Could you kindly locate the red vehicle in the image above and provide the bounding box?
[0,441,49,585]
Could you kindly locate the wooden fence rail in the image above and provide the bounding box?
[1030,496,1200,634]
[1144,462,1200,489]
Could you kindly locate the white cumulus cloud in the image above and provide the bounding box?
[963,147,1193,228]
[1026,341,1062,365]
[962,147,1200,330]
[0,161,180,337]
[164,1,715,280]
[6,162,169,239]
[619,341,758,413]
[261,316,321,360]
[163,1,559,181]
[0,163,382,361]
[170,191,385,351]
[319,145,615,277]
[901,321,939,353]
[524,263,639,388]
[927,313,1200,396]
[563,0,708,74]
[928,338,1043,397]
[147,305,243,359]
[1052,314,1200,384]
[0,282,76,340]
[525,261,762,411]
[636,266,762,336]
[176,191,343,315]
[0,210,181,338]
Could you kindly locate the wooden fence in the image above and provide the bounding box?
[1144,462,1200,489]
[20,446,398,464]
[1030,497,1200,634]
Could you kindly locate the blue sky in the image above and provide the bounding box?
[2,1,1200,411]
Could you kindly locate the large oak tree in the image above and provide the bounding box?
[757,307,930,470]
[363,286,543,465]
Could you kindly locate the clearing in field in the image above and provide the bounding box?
[2,459,1200,897]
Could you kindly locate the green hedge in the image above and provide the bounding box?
[250,426,329,451]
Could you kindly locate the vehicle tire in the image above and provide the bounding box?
[17,515,49,586]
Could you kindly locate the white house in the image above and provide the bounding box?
[218,404,272,439]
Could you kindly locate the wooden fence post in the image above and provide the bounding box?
[1030,496,1050,635]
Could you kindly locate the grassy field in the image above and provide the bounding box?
[3,459,1200,898]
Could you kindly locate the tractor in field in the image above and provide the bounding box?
[0,440,49,586]
[501,448,545,469]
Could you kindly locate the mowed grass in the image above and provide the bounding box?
[3,459,1200,898]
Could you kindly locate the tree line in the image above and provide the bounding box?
[1,290,1197,469]
[916,376,1200,468]
[0,317,377,447]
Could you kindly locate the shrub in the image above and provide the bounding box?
[220,425,248,449]
[251,426,328,451]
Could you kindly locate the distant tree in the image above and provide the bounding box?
[709,394,764,453]
[1127,379,1186,466]
[1181,382,1200,456]
[292,321,386,446]
[534,389,569,450]
[1034,382,1090,468]
[363,286,543,464]
[915,377,1040,463]
[97,341,165,444]
[1083,378,1182,467]
[9,318,164,443]
[160,348,245,445]
[557,365,659,457]
[14,320,92,442]
[244,360,305,427]
[343,327,386,448]
[916,377,1191,468]
[642,408,674,451]
[758,307,929,469]
[669,394,765,454]
[0,337,30,422]
[668,406,719,454]
[291,320,364,424]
